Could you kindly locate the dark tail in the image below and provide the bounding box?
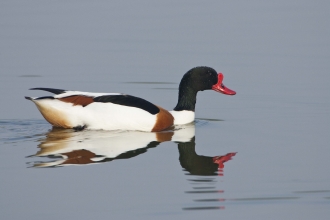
[30,88,66,95]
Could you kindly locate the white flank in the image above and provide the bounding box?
[82,102,157,131]
[31,98,157,131]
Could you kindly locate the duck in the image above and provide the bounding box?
[25,66,236,132]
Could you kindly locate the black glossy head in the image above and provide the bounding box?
[173,66,235,111]
[179,66,218,92]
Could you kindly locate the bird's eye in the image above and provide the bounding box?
[221,84,224,88]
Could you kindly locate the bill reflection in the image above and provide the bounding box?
[179,137,236,211]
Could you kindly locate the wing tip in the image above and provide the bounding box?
[29,87,43,91]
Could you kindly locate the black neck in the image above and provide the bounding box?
[173,66,218,111]
[173,87,197,111]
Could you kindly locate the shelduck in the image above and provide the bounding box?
[25,66,236,131]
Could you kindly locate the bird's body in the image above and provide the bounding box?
[26,67,236,132]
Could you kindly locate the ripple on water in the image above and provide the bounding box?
[196,118,224,122]
[124,81,176,85]
[0,119,50,144]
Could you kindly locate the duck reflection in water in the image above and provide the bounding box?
[178,138,236,176]
[29,123,236,176]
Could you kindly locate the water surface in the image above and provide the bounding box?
[1,1,330,220]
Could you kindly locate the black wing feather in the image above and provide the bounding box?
[30,88,66,95]
[93,95,160,115]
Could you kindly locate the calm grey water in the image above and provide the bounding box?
[1,1,329,219]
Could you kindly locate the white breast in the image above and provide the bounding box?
[170,110,195,125]
[82,102,157,131]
